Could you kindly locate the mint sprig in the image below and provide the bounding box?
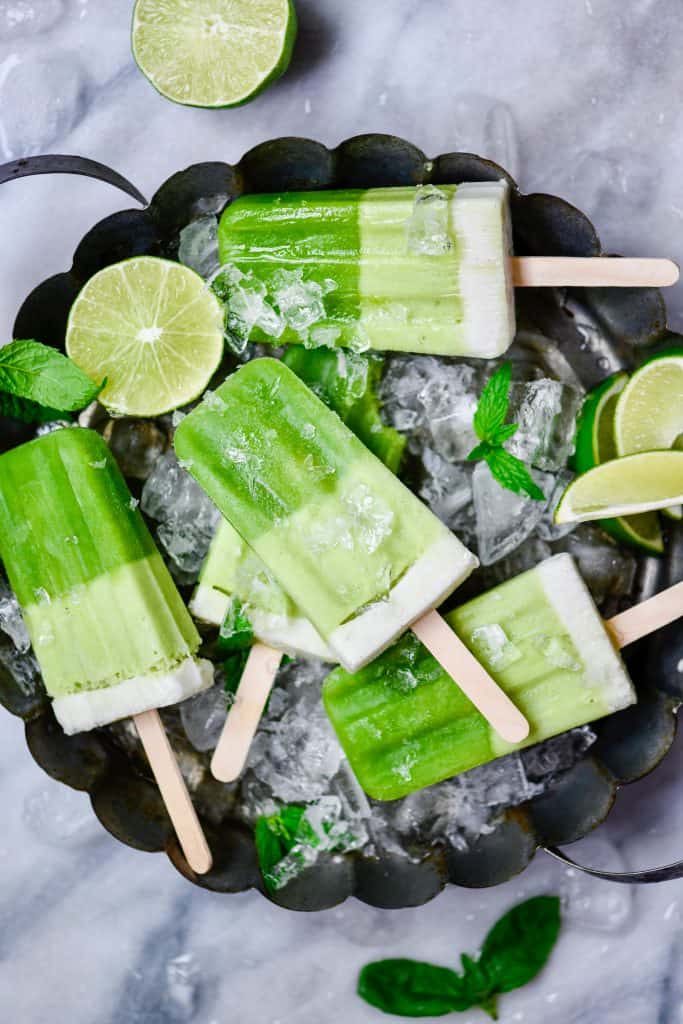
[358,896,561,1019]
[0,339,103,424]
[467,363,545,502]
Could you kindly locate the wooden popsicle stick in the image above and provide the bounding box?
[134,709,213,876]
[211,642,283,783]
[512,257,679,288]
[411,609,530,744]
[604,580,683,649]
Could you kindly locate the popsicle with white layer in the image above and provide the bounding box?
[175,359,530,781]
[0,428,213,873]
[323,553,683,800]
[216,182,678,358]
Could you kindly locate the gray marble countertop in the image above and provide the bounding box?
[2,2,683,1021]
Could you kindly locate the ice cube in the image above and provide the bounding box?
[0,53,86,159]
[406,185,453,255]
[536,471,576,541]
[141,450,220,582]
[453,94,520,181]
[270,268,328,334]
[418,450,473,531]
[473,461,555,565]
[459,753,542,808]
[477,536,552,589]
[556,525,637,607]
[0,645,42,696]
[0,578,30,652]
[178,215,220,279]
[470,623,522,669]
[522,726,597,782]
[506,379,583,471]
[214,264,285,350]
[247,659,344,803]
[102,418,167,480]
[534,634,582,672]
[34,419,72,436]
[0,0,64,39]
[180,678,231,753]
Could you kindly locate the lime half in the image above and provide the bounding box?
[66,257,224,417]
[132,0,297,108]
[555,451,683,524]
[573,373,663,552]
[614,347,683,520]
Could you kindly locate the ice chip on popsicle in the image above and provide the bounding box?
[191,517,334,660]
[216,183,515,358]
[323,554,637,800]
[0,428,213,735]
[174,359,478,672]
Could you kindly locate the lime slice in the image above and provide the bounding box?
[555,451,683,524]
[614,347,683,521]
[66,257,225,417]
[132,0,297,108]
[573,373,664,553]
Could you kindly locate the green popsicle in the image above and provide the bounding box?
[217,182,514,357]
[323,553,637,800]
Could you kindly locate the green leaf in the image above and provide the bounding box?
[358,960,472,1017]
[255,804,307,893]
[485,448,546,501]
[0,389,67,424]
[217,596,254,652]
[473,362,512,442]
[0,340,102,412]
[222,648,250,698]
[282,346,406,474]
[466,440,493,462]
[490,421,519,445]
[480,896,561,996]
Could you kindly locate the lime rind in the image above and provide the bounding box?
[572,372,664,553]
[132,0,297,109]
[66,256,225,417]
[555,450,683,525]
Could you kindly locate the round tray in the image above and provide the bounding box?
[1,135,682,910]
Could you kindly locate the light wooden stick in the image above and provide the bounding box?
[605,580,683,649]
[134,709,213,875]
[411,609,530,744]
[512,257,679,288]
[211,642,283,783]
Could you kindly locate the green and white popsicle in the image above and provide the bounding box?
[323,553,640,801]
[175,358,478,672]
[0,428,212,734]
[217,182,515,357]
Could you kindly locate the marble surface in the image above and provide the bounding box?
[1,1,683,1021]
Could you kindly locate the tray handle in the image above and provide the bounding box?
[0,154,147,206]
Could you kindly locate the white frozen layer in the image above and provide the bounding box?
[52,657,214,735]
[536,553,636,713]
[451,180,516,357]
[328,532,478,672]
[190,583,334,661]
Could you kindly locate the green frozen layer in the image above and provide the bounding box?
[217,182,514,357]
[0,428,206,730]
[323,554,637,800]
[175,359,476,671]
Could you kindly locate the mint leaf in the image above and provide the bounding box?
[485,448,546,501]
[480,896,561,997]
[0,340,102,414]
[358,960,472,1016]
[473,362,512,442]
[217,596,253,653]
[490,421,518,445]
[222,648,249,698]
[0,389,66,424]
[255,804,307,893]
[466,440,493,463]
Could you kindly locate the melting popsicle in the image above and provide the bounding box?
[323,553,683,801]
[175,358,530,775]
[0,427,213,873]
[216,182,678,358]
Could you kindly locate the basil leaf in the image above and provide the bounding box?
[358,960,471,1017]
[485,448,546,501]
[0,389,67,424]
[480,895,561,995]
[282,346,406,474]
[0,340,102,412]
[473,362,512,442]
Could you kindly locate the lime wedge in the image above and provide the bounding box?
[132,0,297,108]
[555,451,683,524]
[614,347,683,521]
[66,257,225,417]
[573,373,664,553]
